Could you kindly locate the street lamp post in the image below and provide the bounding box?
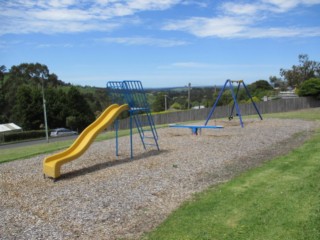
[41,75,49,143]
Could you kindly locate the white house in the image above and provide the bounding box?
[192,105,206,110]
[0,123,22,133]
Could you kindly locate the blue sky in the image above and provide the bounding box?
[1,0,320,88]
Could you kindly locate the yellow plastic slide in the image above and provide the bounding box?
[43,104,129,179]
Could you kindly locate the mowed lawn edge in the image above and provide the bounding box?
[0,125,169,164]
[0,129,131,164]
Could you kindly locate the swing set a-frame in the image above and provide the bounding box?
[205,79,263,128]
[169,79,262,134]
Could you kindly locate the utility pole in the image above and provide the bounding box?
[188,83,191,109]
[164,95,167,111]
[41,75,49,143]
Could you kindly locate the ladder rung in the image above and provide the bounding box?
[145,143,157,146]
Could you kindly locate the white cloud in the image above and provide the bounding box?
[164,16,320,38]
[171,62,211,68]
[163,0,320,38]
[97,37,189,47]
[221,2,263,15]
[262,0,320,12]
[127,0,180,11]
[163,16,251,38]
[37,43,73,48]
[181,0,208,8]
[0,0,182,35]
[1,0,319,40]
[244,27,320,38]
[31,8,92,21]
[46,0,77,8]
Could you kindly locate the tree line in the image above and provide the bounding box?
[1,54,319,132]
[0,63,109,132]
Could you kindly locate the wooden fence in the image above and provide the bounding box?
[114,97,320,130]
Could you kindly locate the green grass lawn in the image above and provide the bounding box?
[143,129,320,239]
[263,107,320,121]
[0,129,131,164]
[0,124,166,164]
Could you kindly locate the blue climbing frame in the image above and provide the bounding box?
[106,80,159,158]
[205,79,263,128]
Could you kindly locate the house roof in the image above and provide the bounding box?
[0,123,22,133]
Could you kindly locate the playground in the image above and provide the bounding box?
[1,116,317,239]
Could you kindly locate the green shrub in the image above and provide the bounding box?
[170,102,182,110]
[247,96,261,103]
[298,78,320,98]
[1,130,46,143]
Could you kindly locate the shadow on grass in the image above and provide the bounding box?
[56,149,168,181]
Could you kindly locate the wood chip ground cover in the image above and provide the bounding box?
[0,119,318,240]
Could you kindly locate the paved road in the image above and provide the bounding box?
[0,135,78,150]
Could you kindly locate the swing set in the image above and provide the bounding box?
[170,79,263,133]
[205,79,263,128]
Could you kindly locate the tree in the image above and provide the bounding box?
[8,63,49,86]
[152,92,166,112]
[247,80,274,100]
[0,65,5,85]
[0,65,7,123]
[3,63,56,121]
[247,96,260,103]
[269,76,287,90]
[46,88,68,128]
[213,90,233,106]
[12,85,43,130]
[170,102,182,110]
[280,54,320,87]
[65,86,95,131]
[249,80,273,91]
[1,62,110,130]
[298,78,320,99]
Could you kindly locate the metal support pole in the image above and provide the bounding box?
[242,81,263,120]
[115,120,119,156]
[130,113,133,159]
[187,83,191,109]
[165,95,167,111]
[41,77,49,143]
[204,80,228,126]
[229,81,242,119]
[228,80,244,127]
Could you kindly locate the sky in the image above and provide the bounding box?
[1,0,320,88]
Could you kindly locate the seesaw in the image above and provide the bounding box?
[169,124,223,135]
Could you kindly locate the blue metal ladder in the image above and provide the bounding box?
[107,80,159,158]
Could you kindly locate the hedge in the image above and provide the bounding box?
[0,130,47,143]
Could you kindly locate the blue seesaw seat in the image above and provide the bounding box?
[168,124,223,135]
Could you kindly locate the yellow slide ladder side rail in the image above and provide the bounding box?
[43,104,119,165]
